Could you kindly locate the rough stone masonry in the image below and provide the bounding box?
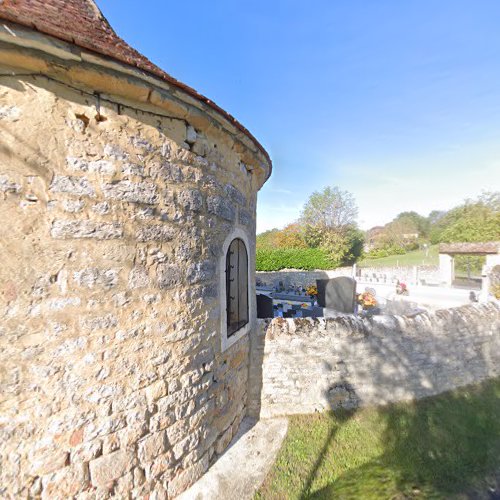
[0,11,271,499]
[249,302,500,418]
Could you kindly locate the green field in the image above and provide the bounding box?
[256,378,500,499]
[359,245,440,267]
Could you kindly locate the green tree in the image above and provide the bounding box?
[274,222,308,249]
[299,186,363,267]
[439,202,500,242]
[393,211,430,238]
[256,228,280,250]
[478,191,500,211]
[300,186,358,234]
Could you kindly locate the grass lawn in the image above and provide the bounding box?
[359,245,440,268]
[256,378,500,499]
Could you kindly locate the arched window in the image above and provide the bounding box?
[225,238,249,336]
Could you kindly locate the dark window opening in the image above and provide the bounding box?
[225,238,249,337]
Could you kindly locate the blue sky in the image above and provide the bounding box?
[99,0,500,232]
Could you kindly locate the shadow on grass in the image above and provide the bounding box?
[298,408,353,500]
[307,378,500,499]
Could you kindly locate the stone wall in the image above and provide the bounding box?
[256,265,440,290]
[0,37,269,498]
[249,303,500,418]
[357,265,440,286]
[256,268,352,289]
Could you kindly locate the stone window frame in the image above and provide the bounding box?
[220,228,252,352]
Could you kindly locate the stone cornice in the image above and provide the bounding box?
[0,20,272,187]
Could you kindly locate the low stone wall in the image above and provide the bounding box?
[256,268,352,289]
[256,265,441,290]
[357,265,440,286]
[248,302,500,418]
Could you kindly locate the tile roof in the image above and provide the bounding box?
[439,242,500,255]
[0,0,271,169]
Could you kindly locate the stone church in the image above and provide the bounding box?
[0,1,271,497]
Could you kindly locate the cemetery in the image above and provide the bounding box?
[256,273,442,320]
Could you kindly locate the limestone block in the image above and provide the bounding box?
[51,220,123,239]
[0,104,21,120]
[46,296,81,311]
[73,268,119,289]
[0,174,21,193]
[130,136,155,154]
[103,144,128,160]
[151,488,170,500]
[178,189,203,212]
[133,466,146,487]
[150,451,177,481]
[136,225,175,242]
[102,432,120,454]
[89,449,133,487]
[145,380,167,404]
[224,184,246,206]
[157,264,183,289]
[114,470,134,497]
[172,433,198,461]
[71,440,103,463]
[84,383,123,404]
[67,157,116,175]
[102,180,158,204]
[238,208,253,227]
[50,175,96,197]
[138,430,167,464]
[90,201,110,214]
[152,161,184,182]
[149,411,176,433]
[215,426,232,455]
[128,267,150,289]
[119,423,149,448]
[186,125,197,145]
[207,195,236,222]
[29,448,69,476]
[175,400,196,420]
[83,414,127,442]
[186,260,216,284]
[41,463,90,499]
[167,454,209,498]
[165,419,190,448]
[62,199,85,213]
[122,162,145,177]
[80,314,118,330]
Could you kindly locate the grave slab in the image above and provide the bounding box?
[316,277,357,313]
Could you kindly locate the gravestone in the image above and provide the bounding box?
[316,277,356,313]
[256,293,274,318]
[312,306,324,317]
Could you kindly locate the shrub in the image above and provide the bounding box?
[255,248,335,271]
[366,245,406,259]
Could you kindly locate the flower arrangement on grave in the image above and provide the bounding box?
[305,284,318,298]
[357,291,377,309]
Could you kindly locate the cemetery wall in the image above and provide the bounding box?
[357,265,440,286]
[256,265,441,289]
[248,302,500,418]
[0,33,271,499]
[256,268,352,289]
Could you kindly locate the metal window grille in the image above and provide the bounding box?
[225,238,249,337]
